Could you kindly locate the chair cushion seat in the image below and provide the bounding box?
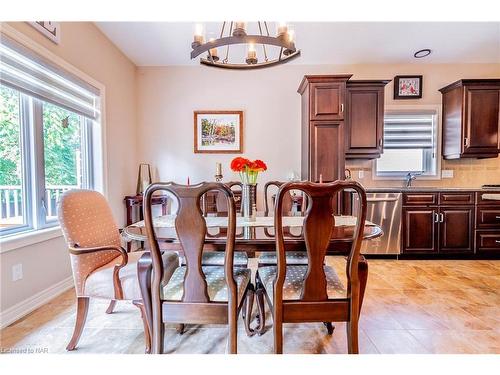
[258,265,346,302]
[85,250,179,300]
[257,251,309,265]
[161,266,251,303]
[180,252,248,267]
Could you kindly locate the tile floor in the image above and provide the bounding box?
[1,258,499,354]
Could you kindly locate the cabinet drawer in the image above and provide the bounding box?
[475,230,500,253]
[403,193,438,206]
[476,207,500,228]
[476,192,500,206]
[439,192,474,205]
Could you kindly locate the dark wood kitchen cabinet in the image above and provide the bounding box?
[345,80,390,159]
[402,192,475,254]
[402,207,438,253]
[298,75,351,182]
[439,79,500,159]
[439,207,474,253]
[475,191,500,254]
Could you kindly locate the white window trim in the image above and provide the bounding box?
[0,23,108,252]
[372,104,442,181]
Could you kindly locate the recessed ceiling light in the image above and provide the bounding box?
[414,49,432,58]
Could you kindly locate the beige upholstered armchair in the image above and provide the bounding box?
[58,189,179,352]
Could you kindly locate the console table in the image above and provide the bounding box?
[124,194,169,250]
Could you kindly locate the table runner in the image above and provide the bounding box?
[132,215,375,228]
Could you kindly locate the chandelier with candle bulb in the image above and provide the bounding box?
[191,22,300,69]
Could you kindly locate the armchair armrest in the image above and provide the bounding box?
[69,244,128,300]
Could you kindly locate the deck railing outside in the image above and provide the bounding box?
[0,185,76,227]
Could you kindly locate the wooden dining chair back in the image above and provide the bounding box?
[215,181,243,213]
[141,182,254,354]
[257,180,367,353]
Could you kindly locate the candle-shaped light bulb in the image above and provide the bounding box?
[192,23,204,47]
[287,29,295,43]
[216,162,222,176]
[233,21,247,36]
[208,37,218,60]
[277,21,288,37]
[246,42,257,64]
[195,23,203,36]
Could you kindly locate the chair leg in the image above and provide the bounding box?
[176,324,185,335]
[255,287,266,335]
[133,301,151,354]
[273,317,283,354]
[347,320,359,354]
[323,322,335,335]
[105,299,117,314]
[66,297,90,351]
[243,285,256,337]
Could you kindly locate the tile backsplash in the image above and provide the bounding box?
[346,156,500,188]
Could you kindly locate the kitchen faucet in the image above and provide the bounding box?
[405,172,422,188]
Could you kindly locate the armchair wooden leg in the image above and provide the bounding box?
[133,301,151,354]
[105,300,117,314]
[66,297,90,351]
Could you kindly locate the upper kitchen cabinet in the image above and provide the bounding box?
[345,80,390,159]
[440,79,500,159]
[298,75,351,182]
[298,75,352,121]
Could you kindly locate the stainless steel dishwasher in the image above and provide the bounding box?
[352,192,402,255]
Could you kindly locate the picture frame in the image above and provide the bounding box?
[194,110,243,154]
[393,75,423,99]
[136,163,152,195]
[28,22,61,44]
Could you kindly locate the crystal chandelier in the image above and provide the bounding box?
[190,22,300,69]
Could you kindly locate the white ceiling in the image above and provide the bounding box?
[96,22,500,66]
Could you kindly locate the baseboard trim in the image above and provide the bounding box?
[0,276,74,329]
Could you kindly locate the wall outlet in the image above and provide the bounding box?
[12,263,23,281]
[442,169,454,178]
[358,170,365,179]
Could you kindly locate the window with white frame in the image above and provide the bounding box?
[0,34,99,236]
[375,110,438,178]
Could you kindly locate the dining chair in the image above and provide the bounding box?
[58,189,179,352]
[139,182,255,354]
[258,181,309,266]
[255,180,368,353]
[197,181,248,267]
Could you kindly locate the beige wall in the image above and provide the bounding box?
[1,22,137,315]
[137,63,500,206]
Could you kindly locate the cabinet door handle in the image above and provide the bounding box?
[496,216,500,220]
[434,213,439,223]
[464,137,470,147]
[340,103,344,113]
[379,138,383,147]
[496,240,500,244]
[440,213,444,223]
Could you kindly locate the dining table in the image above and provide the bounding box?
[122,212,383,255]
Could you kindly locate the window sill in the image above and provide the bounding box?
[0,226,63,254]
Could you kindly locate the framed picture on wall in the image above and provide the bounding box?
[393,75,423,99]
[194,110,243,153]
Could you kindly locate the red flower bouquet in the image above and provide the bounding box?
[230,157,267,184]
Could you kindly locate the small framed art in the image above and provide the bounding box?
[194,110,243,153]
[393,75,423,99]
